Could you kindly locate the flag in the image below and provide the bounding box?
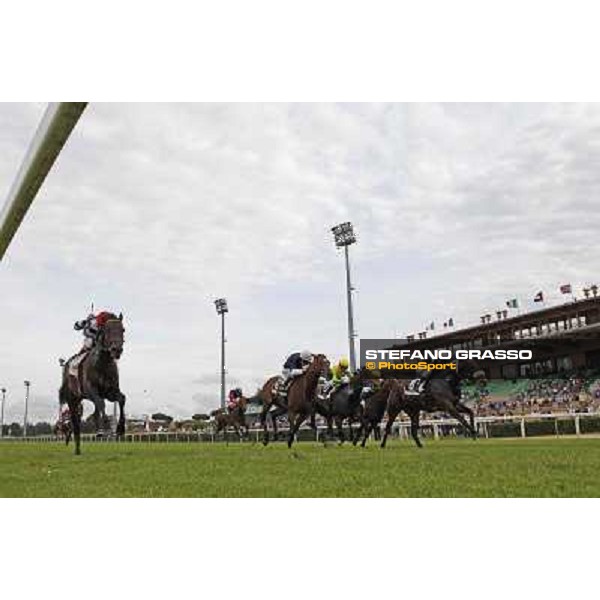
[506,298,518,308]
[448,317,454,327]
[560,284,572,294]
[430,321,435,330]
[534,291,544,303]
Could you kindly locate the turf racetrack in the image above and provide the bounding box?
[1,437,599,497]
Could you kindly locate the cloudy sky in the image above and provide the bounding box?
[1,103,600,422]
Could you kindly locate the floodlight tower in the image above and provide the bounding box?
[214,298,229,410]
[0,387,6,438]
[331,222,358,373]
[23,380,31,438]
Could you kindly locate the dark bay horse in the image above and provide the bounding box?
[353,360,480,449]
[59,314,126,455]
[285,354,329,448]
[354,378,401,447]
[380,362,481,448]
[212,396,249,440]
[318,373,366,444]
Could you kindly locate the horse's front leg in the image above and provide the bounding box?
[116,393,126,437]
[271,408,280,441]
[260,403,270,446]
[360,420,374,447]
[88,395,106,437]
[335,416,345,444]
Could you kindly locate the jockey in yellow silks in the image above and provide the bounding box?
[323,357,350,397]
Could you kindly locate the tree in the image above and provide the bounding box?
[192,413,210,421]
[8,422,22,437]
[151,413,173,423]
[32,422,53,436]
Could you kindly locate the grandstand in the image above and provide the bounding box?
[399,296,600,418]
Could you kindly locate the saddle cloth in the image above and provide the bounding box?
[67,352,88,379]
[406,379,426,396]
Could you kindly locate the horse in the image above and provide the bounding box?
[59,313,126,455]
[354,378,401,447]
[271,354,328,448]
[380,362,481,448]
[212,396,249,441]
[317,372,366,444]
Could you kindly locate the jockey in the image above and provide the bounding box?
[227,388,243,412]
[60,404,71,423]
[359,367,379,400]
[281,350,313,388]
[323,357,350,396]
[74,311,112,352]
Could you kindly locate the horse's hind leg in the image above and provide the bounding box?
[234,424,243,442]
[457,402,477,439]
[287,412,306,449]
[69,400,82,455]
[443,402,476,438]
[381,409,399,448]
[360,421,373,447]
[408,409,422,448]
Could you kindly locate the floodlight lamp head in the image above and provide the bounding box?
[331,222,356,247]
[214,298,228,314]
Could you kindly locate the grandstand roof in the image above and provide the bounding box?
[404,296,600,349]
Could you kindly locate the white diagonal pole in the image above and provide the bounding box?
[0,102,87,261]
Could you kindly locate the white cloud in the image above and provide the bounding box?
[1,103,600,421]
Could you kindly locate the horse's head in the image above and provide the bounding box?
[311,354,330,378]
[457,359,482,382]
[100,314,125,359]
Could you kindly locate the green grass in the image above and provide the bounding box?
[1,437,599,497]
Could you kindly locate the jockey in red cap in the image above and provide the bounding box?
[74,311,113,352]
[227,388,243,412]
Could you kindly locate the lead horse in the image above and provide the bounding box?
[59,314,126,455]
